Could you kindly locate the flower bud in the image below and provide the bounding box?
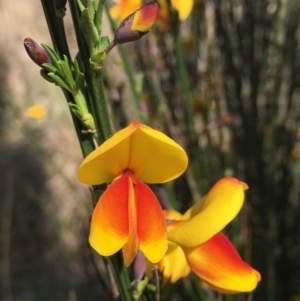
[24,38,52,67]
[114,2,158,44]
[55,0,67,9]
[55,0,67,18]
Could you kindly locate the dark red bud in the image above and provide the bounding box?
[24,38,52,67]
[114,2,158,44]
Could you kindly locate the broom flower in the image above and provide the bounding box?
[77,120,188,266]
[148,177,261,293]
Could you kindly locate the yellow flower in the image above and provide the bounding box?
[148,177,261,293]
[77,120,188,266]
[24,104,48,119]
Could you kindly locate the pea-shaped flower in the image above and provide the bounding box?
[77,120,188,266]
[148,177,261,293]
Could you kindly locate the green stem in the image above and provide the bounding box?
[40,0,71,60]
[110,254,134,301]
[69,0,112,141]
[104,2,143,121]
[90,69,112,140]
[40,0,95,157]
[174,36,204,194]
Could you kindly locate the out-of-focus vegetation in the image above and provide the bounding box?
[1,0,300,300]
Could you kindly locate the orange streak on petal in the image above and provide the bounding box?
[89,173,129,256]
[184,233,261,293]
[134,176,167,263]
[122,173,139,266]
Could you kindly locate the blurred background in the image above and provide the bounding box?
[1,0,300,300]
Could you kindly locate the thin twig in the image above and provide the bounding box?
[88,246,114,301]
[247,292,253,301]
[104,257,122,301]
[153,265,160,301]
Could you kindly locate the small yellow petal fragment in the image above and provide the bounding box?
[171,0,194,20]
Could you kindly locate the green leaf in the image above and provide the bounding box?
[41,63,58,73]
[41,44,61,69]
[81,8,99,53]
[99,36,110,51]
[47,72,71,91]
[75,73,85,91]
[57,58,75,91]
[40,69,55,83]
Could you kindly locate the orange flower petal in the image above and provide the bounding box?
[89,173,129,256]
[167,177,247,247]
[131,2,158,32]
[184,233,261,293]
[122,173,139,266]
[135,175,167,263]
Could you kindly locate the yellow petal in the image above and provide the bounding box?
[77,120,188,185]
[157,0,193,26]
[171,0,194,20]
[129,122,188,183]
[110,0,142,21]
[77,121,137,184]
[167,177,247,247]
[159,242,191,283]
[145,242,190,284]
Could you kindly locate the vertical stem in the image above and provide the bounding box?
[41,0,95,156]
[0,170,14,301]
[89,69,113,140]
[174,36,203,193]
[104,2,142,118]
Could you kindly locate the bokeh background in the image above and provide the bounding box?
[1,0,300,301]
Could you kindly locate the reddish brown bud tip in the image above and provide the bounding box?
[55,0,67,9]
[114,2,158,44]
[24,38,52,67]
